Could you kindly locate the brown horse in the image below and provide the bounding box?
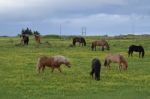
[34,34,41,44]
[91,40,109,51]
[104,54,128,71]
[36,55,71,73]
[72,37,86,46]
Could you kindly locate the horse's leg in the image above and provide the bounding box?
[108,61,112,70]
[95,71,100,81]
[119,64,122,71]
[58,67,62,72]
[139,52,141,58]
[128,51,130,57]
[102,46,104,51]
[131,51,133,57]
[90,68,94,78]
[42,66,45,72]
[51,67,55,73]
[108,62,111,70]
[38,66,42,73]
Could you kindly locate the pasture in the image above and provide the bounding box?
[0,35,150,99]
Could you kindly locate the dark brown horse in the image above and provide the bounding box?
[72,37,86,46]
[36,55,71,73]
[90,58,101,81]
[128,45,145,58]
[20,34,29,45]
[104,54,128,71]
[91,40,109,51]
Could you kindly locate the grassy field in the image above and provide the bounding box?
[0,35,150,99]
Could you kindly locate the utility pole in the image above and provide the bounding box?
[81,27,86,36]
[60,24,61,39]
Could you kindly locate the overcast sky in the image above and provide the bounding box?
[0,0,150,36]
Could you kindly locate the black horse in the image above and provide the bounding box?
[20,34,29,45]
[72,37,86,46]
[128,45,145,58]
[90,58,101,81]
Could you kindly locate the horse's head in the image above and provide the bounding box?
[91,42,94,50]
[81,37,86,46]
[65,61,71,68]
[72,38,76,46]
[84,41,86,46]
[104,59,108,66]
[123,61,128,70]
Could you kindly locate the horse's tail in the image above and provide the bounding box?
[104,59,107,66]
[142,48,145,58]
[36,57,41,73]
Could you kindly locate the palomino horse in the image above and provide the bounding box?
[90,58,101,81]
[128,45,145,58]
[20,34,29,45]
[91,40,110,51]
[36,55,71,73]
[72,37,86,46]
[104,54,128,71]
[34,34,41,44]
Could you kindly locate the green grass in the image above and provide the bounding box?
[0,36,150,99]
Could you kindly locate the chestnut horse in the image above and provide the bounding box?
[36,55,71,73]
[72,37,86,46]
[104,54,128,71]
[91,40,109,51]
[34,34,41,44]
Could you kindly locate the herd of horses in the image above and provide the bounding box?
[20,34,41,45]
[33,36,145,81]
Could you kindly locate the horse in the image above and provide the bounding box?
[34,34,41,44]
[91,39,110,51]
[104,54,128,71]
[128,45,145,58]
[20,34,29,45]
[90,58,101,81]
[72,37,86,46]
[36,55,71,73]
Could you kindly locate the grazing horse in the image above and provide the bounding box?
[91,40,110,51]
[34,34,41,44]
[20,34,29,45]
[36,55,71,73]
[128,45,145,58]
[90,58,101,81]
[72,37,86,46]
[104,54,128,71]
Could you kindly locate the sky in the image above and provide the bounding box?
[0,0,150,36]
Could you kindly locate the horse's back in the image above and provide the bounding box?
[39,56,53,65]
[92,58,101,70]
[129,45,144,52]
[53,55,68,63]
[106,54,121,63]
[94,40,107,45]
